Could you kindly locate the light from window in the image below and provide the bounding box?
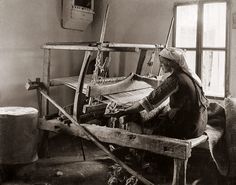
[176,5,198,48]
[203,3,226,47]
[202,50,225,97]
[175,2,227,97]
[185,51,196,73]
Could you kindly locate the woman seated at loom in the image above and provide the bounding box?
[110,47,208,139]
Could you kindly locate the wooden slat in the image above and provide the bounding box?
[39,119,192,160]
[39,49,51,158]
[42,49,51,116]
[172,159,188,185]
[164,17,175,48]
[107,43,164,50]
[45,41,98,46]
[50,75,126,92]
[73,51,92,120]
[42,42,164,51]
[187,134,208,148]
[82,103,107,114]
[42,44,112,51]
[50,76,78,88]
[50,75,92,94]
[99,1,110,43]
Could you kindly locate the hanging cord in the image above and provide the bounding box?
[145,44,159,77]
[92,0,110,83]
[101,55,112,83]
[92,47,103,83]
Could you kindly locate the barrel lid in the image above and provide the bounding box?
[0,107,38,116]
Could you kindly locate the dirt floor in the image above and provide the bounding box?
[2,158,111,185]
[0,133,232,185]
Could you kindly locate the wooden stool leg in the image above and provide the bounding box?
[172,158,188,185]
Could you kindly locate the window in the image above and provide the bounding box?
[174,1,228,98]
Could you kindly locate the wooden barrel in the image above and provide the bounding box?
[0,107,39,164]
[225,97,236,177]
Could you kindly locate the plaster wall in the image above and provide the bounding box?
[0,0,92,108]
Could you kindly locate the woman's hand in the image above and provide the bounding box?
[105,108,127,118]
[111,109,126,118]
[105,102,127,118]
[105,101,143,118]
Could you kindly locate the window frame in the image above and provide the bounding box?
[172,0,230,99]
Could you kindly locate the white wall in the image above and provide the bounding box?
[0,0,92,108]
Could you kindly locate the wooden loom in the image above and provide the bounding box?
[26,41,208,185]
[26,3,209,185]
[42,42,162,119]
[40,0,163,121]
[26,41,165,184]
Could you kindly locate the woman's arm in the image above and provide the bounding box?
[141,75,179,111]
[124,101,144,114]
[113,101,144,117]
[133,74,160,88]
[110,75,178,118]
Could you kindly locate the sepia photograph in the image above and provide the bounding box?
[0,0,235,184]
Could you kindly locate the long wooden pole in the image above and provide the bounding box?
[92,0,111,82]
[39,90,154,185]
[157,17,175,76]
[73,51,92,120]
[164,17,174,48]
[99,0,110,43]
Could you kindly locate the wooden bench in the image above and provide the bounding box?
[39,119,208,185]
[171,135,208,185]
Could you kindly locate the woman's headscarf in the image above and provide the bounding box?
[159,47,208,109]
[159,47,202,87]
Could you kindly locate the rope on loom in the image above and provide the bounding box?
[145,44,160,76]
